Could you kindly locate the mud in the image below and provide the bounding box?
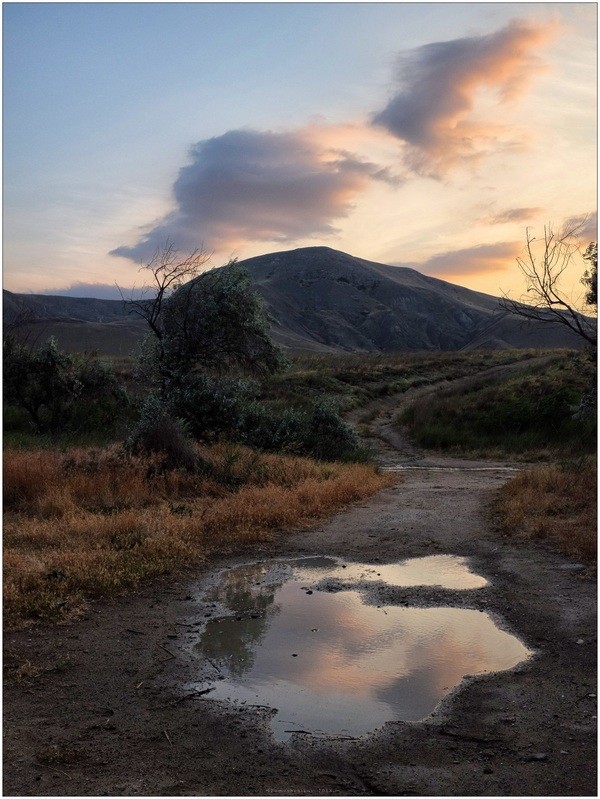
[3,377,597,796]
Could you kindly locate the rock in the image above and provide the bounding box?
[530,753,548,762]
[306,590,313,595]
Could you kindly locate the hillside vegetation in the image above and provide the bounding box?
[396,352,595,459]
[390,350,596,567]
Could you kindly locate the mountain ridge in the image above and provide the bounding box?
[3,246,588,354]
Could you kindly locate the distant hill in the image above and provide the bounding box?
[238,247,587,352]
[3,246,590,354]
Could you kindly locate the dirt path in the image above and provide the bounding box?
[4,369,597,797]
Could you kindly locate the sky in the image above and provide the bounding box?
[3,2,597,304]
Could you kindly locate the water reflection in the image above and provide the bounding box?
[193,557,530,741]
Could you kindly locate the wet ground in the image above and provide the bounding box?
[3,374,597,796]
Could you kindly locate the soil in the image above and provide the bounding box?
[4,372,597,797]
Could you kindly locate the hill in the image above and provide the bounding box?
[3,246,589,354]
[238,247,586,352]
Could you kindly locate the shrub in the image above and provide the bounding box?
[169,373,257,442]
[124,395,201,472]
[3,337,128,435]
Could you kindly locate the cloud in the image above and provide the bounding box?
[373,20,557,175]
[485,207,543,225]
[40,282,144,300]
[418,242,521,277]
[111,127,399,263]
[563,210,597,242]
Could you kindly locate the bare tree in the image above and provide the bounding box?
[501,223,597,349]
[119,241,212,342]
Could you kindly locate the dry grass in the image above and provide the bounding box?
[493,460,597,567]
[3,445,396,628]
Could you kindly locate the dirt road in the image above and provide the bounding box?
[4,382,597,796]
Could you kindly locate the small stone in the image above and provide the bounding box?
[530,753,548,762]
[306,590,313,595]
[576,638,585,645]
[291,653,298,657]
[483,767,493,774]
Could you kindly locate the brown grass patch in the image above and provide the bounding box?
[3,445,396,628]
[492,461,597,566]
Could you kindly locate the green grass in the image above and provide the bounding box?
[397,352,596,458]
[260,349,539,411]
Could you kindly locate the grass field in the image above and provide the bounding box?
[3,444,396,628]
[492,459,597,568]
[261,348,538,411]
[4,347,595,626]
[396,351,595,459]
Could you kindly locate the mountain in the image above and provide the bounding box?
[3,246,589,354]
[238,247,586,352]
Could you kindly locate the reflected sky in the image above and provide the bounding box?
[193,557,530,741]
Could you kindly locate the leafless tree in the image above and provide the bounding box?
[501,223,597,349]
[119,240,212,342]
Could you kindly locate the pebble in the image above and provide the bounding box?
[530,753,548,762]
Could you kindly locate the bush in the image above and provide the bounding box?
[3,337,128,435]
[164,373,366,462]
[238,399,365,462]
[125,395,202,472]
[169,373,257,442]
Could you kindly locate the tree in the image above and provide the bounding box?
[121,241,211,342]
[582,242,597,307]
[123,242,285,391]
[161,261,285,378]
[500,223,597,349]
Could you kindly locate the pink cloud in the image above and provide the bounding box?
[373,20,558,175]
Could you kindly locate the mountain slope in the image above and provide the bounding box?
[3,246,589,354]
[237,246,585,352]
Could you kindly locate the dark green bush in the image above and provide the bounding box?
[3,337,128,435]
[124,395,202,472]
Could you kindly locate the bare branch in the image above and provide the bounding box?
[501,223,597,349]
[117,240,212,341]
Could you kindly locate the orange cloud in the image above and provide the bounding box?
[484,207,544,225]
[373,19,559,175]
[418,241,521,277]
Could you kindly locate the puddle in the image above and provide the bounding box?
[191,556,531,742]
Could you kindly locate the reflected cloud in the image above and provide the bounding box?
[193,557,531,740]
